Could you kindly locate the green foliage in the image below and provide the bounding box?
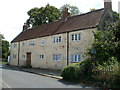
[93,19,120,62]
[61,63,79,81]
[60,4,80,16]
[61,60,94,81]
[27,4,61,27]
[26,4,81,27]
[2,40,10,60]
[90,8,96,11]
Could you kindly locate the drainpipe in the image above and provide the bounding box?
[67,32,69,66]
[18,42,20,67]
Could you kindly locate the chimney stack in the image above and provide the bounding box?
[62,8,70,20]
[23,23,29,31]
[104,0,112,12]
[118,1,120,16]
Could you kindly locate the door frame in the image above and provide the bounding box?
[26,52,32,67]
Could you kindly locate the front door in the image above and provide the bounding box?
[26,52,31,67]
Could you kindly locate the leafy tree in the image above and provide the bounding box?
[0,34,4,59]
[90,8,96,11]
[26,4,61,27]
[0,34,10,60]
[90,18,120,64]
[2,40,10,60]
[60,4,80,16]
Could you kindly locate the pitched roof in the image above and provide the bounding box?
[11,8,106,43]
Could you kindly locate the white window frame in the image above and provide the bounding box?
[41,39,45,46]
[53,54,61,61]
[13,44,17,48]
[40,55,44,59]
[71,33,81,41]
[29,41,34,46]
[22,42,25,46]
[13,54,16,59]
[22,55,25,59]
[70,54,81,62]
[53,36,61,43]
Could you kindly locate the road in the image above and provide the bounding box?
[1,64,97,88]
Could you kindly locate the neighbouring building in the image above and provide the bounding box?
[10,0,114,70]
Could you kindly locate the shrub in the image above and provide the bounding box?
[61,58,120,88]
[61,60,94,81]
[61,63,80,81]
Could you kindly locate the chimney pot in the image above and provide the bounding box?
[23,23,29,31]
[62,8,70,20]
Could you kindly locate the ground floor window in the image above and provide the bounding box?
[13,54,16,59]
[70,54,81,62]
[53,54,61,61]
[40,55,44,59]
[22,55,25,59]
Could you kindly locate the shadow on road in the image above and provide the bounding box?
[57,79,91,88]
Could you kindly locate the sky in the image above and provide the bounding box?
[0,0,119,42]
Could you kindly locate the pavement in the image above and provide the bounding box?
[5,65,63,80]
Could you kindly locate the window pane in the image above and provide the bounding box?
[41,40,45,45]
[71,34,74,41]
[54,37,56,43]
[53,54,61,61]
[78,34,81,40]
[75,34,77,41]
[78,55,80,61]
[59,37,61,42]
[75,55,77,62]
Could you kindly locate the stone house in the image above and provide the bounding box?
[10,0,113,70]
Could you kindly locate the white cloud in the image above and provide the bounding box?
[0,0,119,42]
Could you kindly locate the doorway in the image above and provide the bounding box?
[26,52,32,67]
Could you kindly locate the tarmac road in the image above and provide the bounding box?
[1,64,97,89]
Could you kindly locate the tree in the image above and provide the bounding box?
[0,34,10,60]
[60,4,80,16]
[26,4,61,27]
[90,8,96,11]
[89,18,120,64]
[2,40,10,60]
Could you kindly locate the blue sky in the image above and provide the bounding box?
[0,0,119,42]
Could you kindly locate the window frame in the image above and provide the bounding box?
[39,55,44,59]
[22,42,25,46]
[13,54,16,59]
[53,36,62,43]
[53,54,61,61]
[13,44,17,48]
[22,55,25,59]
[41,39,45,46]
[70,54,81,63]
[71,33,81,41]
[29,41,34,46]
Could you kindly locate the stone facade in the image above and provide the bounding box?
[10,28,96,70]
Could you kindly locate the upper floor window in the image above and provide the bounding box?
[40,55,44,59]
[70,54,81,63]
[53,36,61,43]
[13,44,17,48]
[22,42,25,46]
[29,41,34,46]
[71,33,81,41]
[53,54,61,61]
[41,39,45,46]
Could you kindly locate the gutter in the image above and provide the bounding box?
[18,42,20,67]
[66,32,69,66]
